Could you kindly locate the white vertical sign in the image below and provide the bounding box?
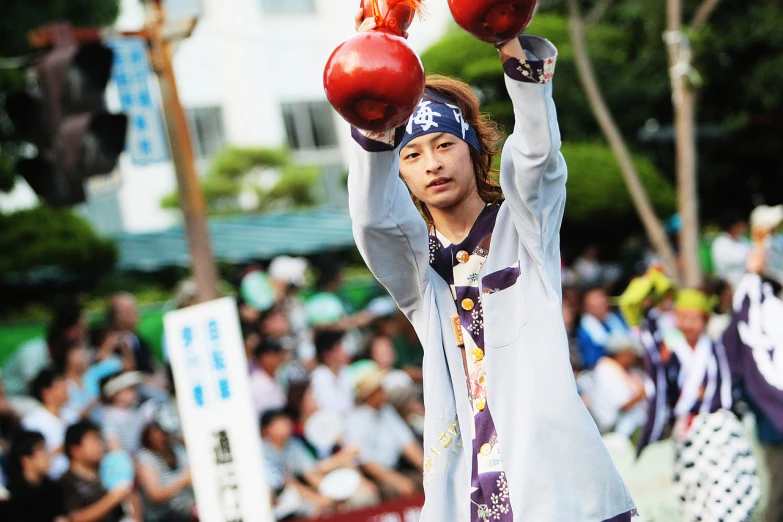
[164,298,273,522]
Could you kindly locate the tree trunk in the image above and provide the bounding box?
[566,0,681,283]
[666,0,702,288]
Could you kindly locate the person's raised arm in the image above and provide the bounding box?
[496,35,565,260]
[348,11,430,324]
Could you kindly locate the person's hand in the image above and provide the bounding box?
[497,36,525,62]
[747,246,766,275]
[178,468,192,487]
[313,494,336,514]
[108,483,134,504]
[354,8,409,38]
[334,446,361,467]
[389,474,417,497]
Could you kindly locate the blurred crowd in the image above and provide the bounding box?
[0,205,781,522]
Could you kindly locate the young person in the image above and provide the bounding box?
[7,430,67,522]
[60,421,135,522]
[346,10,635,522]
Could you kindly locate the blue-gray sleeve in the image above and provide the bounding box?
[499,35,566,264]
[347,128,430,328]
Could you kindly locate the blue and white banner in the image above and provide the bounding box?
[165,298,273,522]
[108,37,170,165]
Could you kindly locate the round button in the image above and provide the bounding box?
[475,398,486,411]
[456,250,470,264]
[461,298,475,311]
[472,348,485,362]
[480,443,492,456]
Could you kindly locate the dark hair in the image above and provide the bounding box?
[10,430,46,465]
[718,210,746,230]
[98,371,122,404]
[64,420,101,459]
[29,367,63,403]
[51,338,82,374]
[285,381,312,423]
[46,299,83,347]
[412,75,504,225]
[314,330,345,364]
[140,422,168,451]
[260,409,289,430]
[254,337,284,359]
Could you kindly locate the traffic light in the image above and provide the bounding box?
[6,41,128,206]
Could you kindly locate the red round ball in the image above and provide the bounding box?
[447,0,539,45]
[324,31,425,133]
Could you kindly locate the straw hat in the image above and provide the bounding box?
[354,366,388,403]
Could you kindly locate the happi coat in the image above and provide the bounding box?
[347,34,636,522]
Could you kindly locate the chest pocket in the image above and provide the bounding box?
[480,261,528,348]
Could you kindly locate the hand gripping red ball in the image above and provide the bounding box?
[323,1,426,133]
[448,0,539,45]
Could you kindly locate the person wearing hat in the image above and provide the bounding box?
[580,334,647,438]
[625,277,761,521]
[99,371,146,455]
[344,365,423,500]
[750,204,783,287]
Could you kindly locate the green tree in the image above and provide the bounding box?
[0,205,117,277]
[161,147,321,214]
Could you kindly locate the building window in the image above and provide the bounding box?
[282,101,339,151]
[186,106,225,159]
[261,0,315,14]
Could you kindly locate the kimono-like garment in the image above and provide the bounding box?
[348,34,636,521]
[635,273,783,521]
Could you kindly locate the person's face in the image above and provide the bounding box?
[259,351,284,375]
[45,376,69,408]
[66,314,89,345]
[364,387,388,409]
[261,311,290,338]
[25,441,52,476]
[74,431,105,466]
[729,221,748,238]
[676,309,707,346]
[584,289,609,319]
[326,342,350,368]
[147,426,169,452]
[116,297,139,331]
[66,345,89,375]
[399,132,476,213]
[370,337,396,370]
[112,387,138,408]
[263,416,293,444]
[613,351,639,369]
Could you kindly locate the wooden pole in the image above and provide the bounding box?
[566,0,681,282]
[147,0,219,302]
[666,0,702,287]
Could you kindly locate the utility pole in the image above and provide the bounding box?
[144,0,219,302]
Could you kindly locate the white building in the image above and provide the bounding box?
[0,0,454,233]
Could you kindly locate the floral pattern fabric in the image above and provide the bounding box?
[430,202,513,522]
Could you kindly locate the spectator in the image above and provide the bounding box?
[0,371,20,452]
[136,422,194,522]
[56,340,126,423]
[4,299,86,397]
[310,331,354,417]
[573,245,603,287]
[106,293,156,375]
[344,366,424,499]
[576,287,630,369]
[99,372,145,455]
[580,335,647,437]
[7,430,67,522]
[362,335,425,435]
[61,421,135,522]
[260,409,335,518]
[250,337,287,417]
[711,211,752,289]
[21,367,78,478]
[372,311,423,382]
